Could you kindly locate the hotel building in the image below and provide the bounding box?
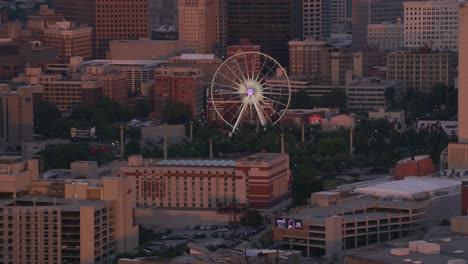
[119,153,291,210]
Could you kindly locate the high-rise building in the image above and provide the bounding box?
[178,0,216,54]
[351,0,404,49]
[148,0,178,31]
[42,21,92,63]
[154,67,204,115]
[330,0,352,34]
[0,84,35,151]
[404,0,462,51]
[367,19,404,51]
[303,0,331,40]
[54,0,150,58]
[227,0,292,67]
[448,4,468,169]
[215,0,228,58]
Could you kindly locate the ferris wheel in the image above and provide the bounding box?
[210,51,291,135]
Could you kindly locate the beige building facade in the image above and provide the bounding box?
[387,49,452,93]
[178,0,216,54]
[367,19,403,51]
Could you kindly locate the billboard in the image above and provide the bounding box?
[417,121,457,137]
[71,127,96,139]
[275,218,303,230]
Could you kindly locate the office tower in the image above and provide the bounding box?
[351,0,404,49]
[330,0,352,34]
[303,0,331,40]
[54,0,150,58]
[404,0,462,51]
[227,0,292,67]
[0,85,35,151]
[154,67,204,115]
[387,49,455,94]
[42,21,92,63]
[149,0,178,31]
[448,4,468,169]
[215,0,228,58]
[178,0,217,54]
[81,64,128,105]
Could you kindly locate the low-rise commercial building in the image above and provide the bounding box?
[0,156,40,195]
[108,40,185,61]
[346,77,402,111]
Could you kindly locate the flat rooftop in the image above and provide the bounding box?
[0,194,112,211]
[355,177,460,198]
[238,153,286,163]
[156,159,236,167]
[348,237,468,264]
[80,60,164,67]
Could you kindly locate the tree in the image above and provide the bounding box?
[134,99,152,118]
[162,101,192,124]
[243,210,263,227]
[34,102,68,138]
[125,139,141,157]
[292,164,322,205]
[291,90,313,109]
[40,144,89,170]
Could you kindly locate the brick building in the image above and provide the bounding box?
[154,67,204,116]
[42,21,92,63]
[54,0,150,58]
[119,153,291,210]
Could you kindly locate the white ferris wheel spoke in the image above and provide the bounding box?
[212,82,242,93]
[224,62,246,86]
[233,56,248,83]
[232,99,249,132]
[216,71,242,88]
[253,100,267,126]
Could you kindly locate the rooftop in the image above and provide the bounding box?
[355,177,460,199]
[80,60,164,67]
[238,153,287,163]
[179,53,215,60]
[156,159,236,167]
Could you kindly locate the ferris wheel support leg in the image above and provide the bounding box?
[232,101,248,134]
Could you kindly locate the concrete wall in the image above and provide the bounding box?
[427,193,461,227]
[135,208,232,229]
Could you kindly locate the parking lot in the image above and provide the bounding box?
[142,224,265,254]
